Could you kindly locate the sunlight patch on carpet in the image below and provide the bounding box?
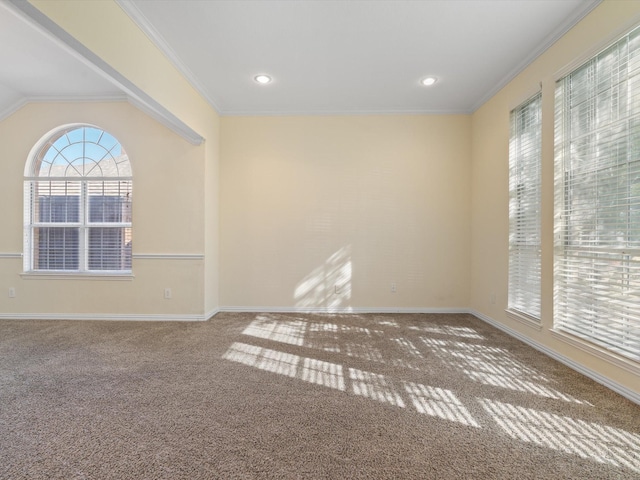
[480,399,640,472]
[404,382,480,428]
[349,368,405,408]
[242,316,307,346]
[421,337,586,404]
[223,342,345,391]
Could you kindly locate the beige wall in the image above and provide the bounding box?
[470,0,640,397]
[221,115,471,310]
[0,102,205,317]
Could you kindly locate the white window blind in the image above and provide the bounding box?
[508,93,542,320]
[554,26,640,362]
[24,126,132,273]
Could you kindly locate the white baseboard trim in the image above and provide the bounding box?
[469,309,640,406]
[0,307,467,322]
[0,312,210,322]
[219,306,470,314]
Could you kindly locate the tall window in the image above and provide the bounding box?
[508,93,542,321]
[554,26,640,362]
[24,125,132,273]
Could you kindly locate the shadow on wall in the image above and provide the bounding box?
[294,246,352,311]
[223,313,640,474]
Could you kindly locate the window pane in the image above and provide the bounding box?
[89,196,122,223]
[87,181,132,223]
[88,227,132,271]
[555,26,640,362]
[508,93,542,319]
[34,227,79,270]
[34,181,81,223]
[38,196,80,223]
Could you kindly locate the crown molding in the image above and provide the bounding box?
[0,97,28,123]
[221,108,472,117]
[0,95,131,122]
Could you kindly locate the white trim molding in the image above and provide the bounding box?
[133,253,205,260]
[0,312,210,322]
[0,308,215,323]
[20,272,134,281]
[205,307,221,320]
[0,253,22,259]
[470,309,640,406]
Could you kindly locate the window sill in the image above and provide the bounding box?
[505,309,542,330]
[550,329,640,376]
[21,272,134,281]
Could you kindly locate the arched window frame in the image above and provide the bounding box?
[24,124,133,275]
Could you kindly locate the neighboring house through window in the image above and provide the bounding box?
[24,125,132,273]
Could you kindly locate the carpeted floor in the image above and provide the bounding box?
[1,312,639,479]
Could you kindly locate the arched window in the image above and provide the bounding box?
[24,125,132,273]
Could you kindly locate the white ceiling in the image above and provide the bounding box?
[0,0,601,120]
[119,0,601,115]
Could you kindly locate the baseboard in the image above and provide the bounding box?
[469,309,640,406]
[0,306,467,321]
[219,306,470,314]
[0,312,210,322]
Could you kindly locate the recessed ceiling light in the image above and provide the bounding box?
[254,74,272,84]
[421,76,437,86]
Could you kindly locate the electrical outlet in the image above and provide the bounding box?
[8,287,16,298]
[391,282,397,293]
[335,285,340,294]
[164,288,172,299]
[490,293,496,304]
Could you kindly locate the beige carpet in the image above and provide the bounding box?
[1,312,639,479]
